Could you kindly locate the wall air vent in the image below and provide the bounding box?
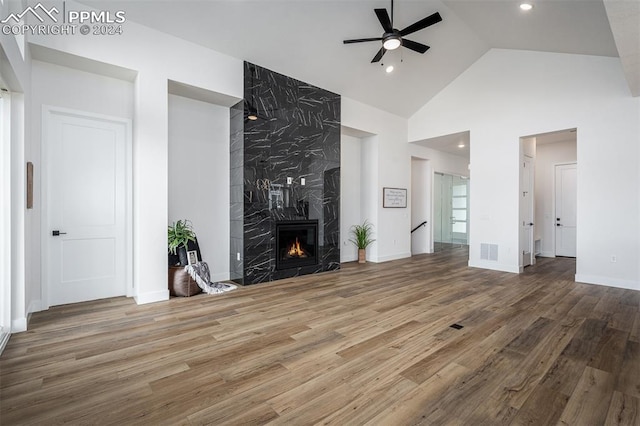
[480,243,498,261]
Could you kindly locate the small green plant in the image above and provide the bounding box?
[168,220,196,255]
[349,220,376,249]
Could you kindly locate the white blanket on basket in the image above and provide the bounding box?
[185,262,237,294]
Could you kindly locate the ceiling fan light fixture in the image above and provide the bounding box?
[519,3,533,11]
[386,65,394,73]
[382,36,401,50]
[343,1,442,63]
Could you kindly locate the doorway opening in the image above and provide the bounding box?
[519,129,577,271]
[410,157,430,255]
[434,172,470,252]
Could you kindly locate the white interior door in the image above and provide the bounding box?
[555,163,577,257]
[521,156,535,267]
[45,109,129,306]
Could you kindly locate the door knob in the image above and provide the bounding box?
[556,224,562,227]
[52,230,67,236]
[529,222,534,226]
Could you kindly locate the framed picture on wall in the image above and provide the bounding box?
[383,187,407,208]
[187,250,198,265]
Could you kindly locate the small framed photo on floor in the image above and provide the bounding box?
[187,250,198,265]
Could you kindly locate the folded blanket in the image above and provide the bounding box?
[185,262,237,294]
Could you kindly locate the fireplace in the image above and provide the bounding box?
[275,220,318,270]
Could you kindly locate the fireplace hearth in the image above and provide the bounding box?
[276,220,318,270]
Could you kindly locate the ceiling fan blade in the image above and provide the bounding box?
[401,39,430,54]
[371,47,387,63]
[375,8,393,33]
[399,12,442,37]
[343,37,383,44]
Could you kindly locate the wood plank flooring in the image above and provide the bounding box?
[1,248,639,425]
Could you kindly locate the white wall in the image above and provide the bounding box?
[29,0,243,305]
[341,97,409,263]
[340,134,361,262]
[534,139,577,257]
[168,94,229,281]
[409,49,640,289]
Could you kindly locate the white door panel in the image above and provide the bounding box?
[46,110,128,306]
[555,164,577,257]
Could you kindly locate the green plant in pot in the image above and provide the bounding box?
[350,220,375,264]
[168,219,199,266]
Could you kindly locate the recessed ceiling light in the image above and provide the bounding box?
[458,143,465,148]
[386,65,394,73]
[520,3,533,11]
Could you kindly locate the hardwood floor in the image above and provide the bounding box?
[1,249,639,425]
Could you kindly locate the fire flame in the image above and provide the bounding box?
[287,238,306,257]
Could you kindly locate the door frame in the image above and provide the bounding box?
[521,154,535,268]
[432,171,470,252]
[553,161,577,257]
[1,91,11,346]
[41,106,133,310]
[410,157,431,255]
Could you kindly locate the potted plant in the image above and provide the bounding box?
[168,219,200,266]
[350,220,375,264]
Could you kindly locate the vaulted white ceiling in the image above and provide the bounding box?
[83,0,635,117]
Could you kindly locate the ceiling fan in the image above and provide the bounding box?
[343,0,442,63]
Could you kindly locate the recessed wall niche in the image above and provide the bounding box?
[168,93,230,281]
[230,62,341,285]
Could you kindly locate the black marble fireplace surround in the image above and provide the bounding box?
[230,62,341,285]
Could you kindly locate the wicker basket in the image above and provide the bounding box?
[168,266,201,297]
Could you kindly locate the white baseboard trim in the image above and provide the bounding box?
[12,317,27,333]
[372,252,412,263]
[135,289,169,305]
[468,260,520,274]
[575,274,639,291]
[0,332,10,355]
[538,251,555,258]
